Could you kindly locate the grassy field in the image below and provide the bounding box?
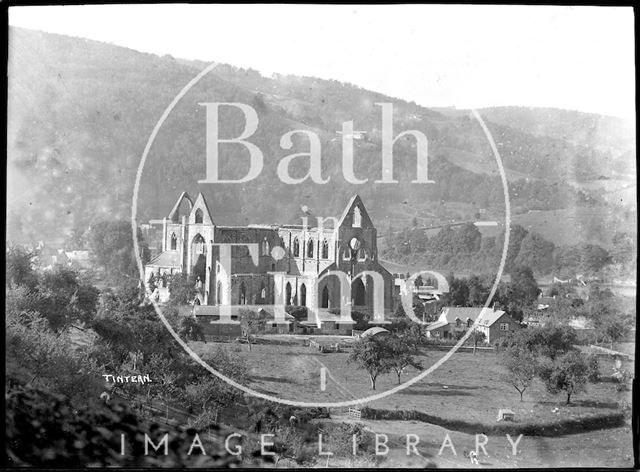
[324,417,634,468]
[190,340,632,428]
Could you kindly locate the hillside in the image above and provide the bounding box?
[6,27,636,250]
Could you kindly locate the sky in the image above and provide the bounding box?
[8,4,636,119]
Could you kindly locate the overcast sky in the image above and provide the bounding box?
[9,4,636,119]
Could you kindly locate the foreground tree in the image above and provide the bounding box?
[6,384,243,467]
[349,336,392,390]
[502,344,538,401]
[600,315,632,350]
[184,348,248,424]
[537,351,592,404]
[179,316,205,342]
[239,309,267,351]
[167,273,198,306]
[6,244,38,289]
[386,334,422,384]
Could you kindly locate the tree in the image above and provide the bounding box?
[349,336,392,390]
[579,244,611,273]
[469,329,486,354]
[6,384,243,467]
[350,310,370,331]
[537,351,591,404]
[6,244,38,289]
[239,309,267,351]
[506,325,577,360]
[502,345,537,401]
[386,334,422,384]
[6,300,103,406]
[184,348,248,424]
[146,354,180,423]
[514,232,555,275]
[167,273,198,306]
[509,265,540,305]
[601,317,629,350]
[92,287,180,369]
[467,275,490,306]
[39,266,99,328]
[179,316,205,342]
[442,274,469,307]
[393,302,406,318]
[88,220,150,280]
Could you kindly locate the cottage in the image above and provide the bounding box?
[475,309,521,344]
[426,306,520,344]
[426,307,496,340]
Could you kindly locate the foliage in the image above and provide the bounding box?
[37,265,100,330]
[350,310,371,330]
[6,300,103,406]
[349,336,393,390]
[6,244,39,289]
[179,316,205,342]
[91,289,180,368]
[184,348,248,424]
[87,220,150,280]
[5,384,241,467]
[502,344,538,401]
[287,305,309,321]
[239,309,268,351]
[505,325,578,360]
[537,351,592,404]
[167,273,198,305]
[385,334,422,384]
[383,218,617,278]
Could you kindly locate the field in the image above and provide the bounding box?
[323,418,634,468]
[189,339,634,467]
[190,340,632,428]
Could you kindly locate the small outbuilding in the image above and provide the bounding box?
[497,409,515,421]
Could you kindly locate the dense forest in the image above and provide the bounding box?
[382,222,636,279]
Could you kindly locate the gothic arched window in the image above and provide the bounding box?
[239,282,247,305]
[300,284,307,306]
[293,237,300,257]
[353,206,362,228]
[321,286,330,308]
[195,208,203,224]
[307,239,314,258]
[170,233,177,250]
[261,238,269,256]
[285,282,292,305]
[322,239,329,259]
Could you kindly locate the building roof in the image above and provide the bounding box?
[360,327,390,338]
[167,191,193,222]
[477,309,507,327]
[147,250,181,268]
[440,307,492,323]
[439,307,507,327]
[426,320,448,331]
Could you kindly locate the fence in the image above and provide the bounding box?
[308,339,343,353]
[348,407,361,420]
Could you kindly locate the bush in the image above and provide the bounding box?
[5,384,242,467]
